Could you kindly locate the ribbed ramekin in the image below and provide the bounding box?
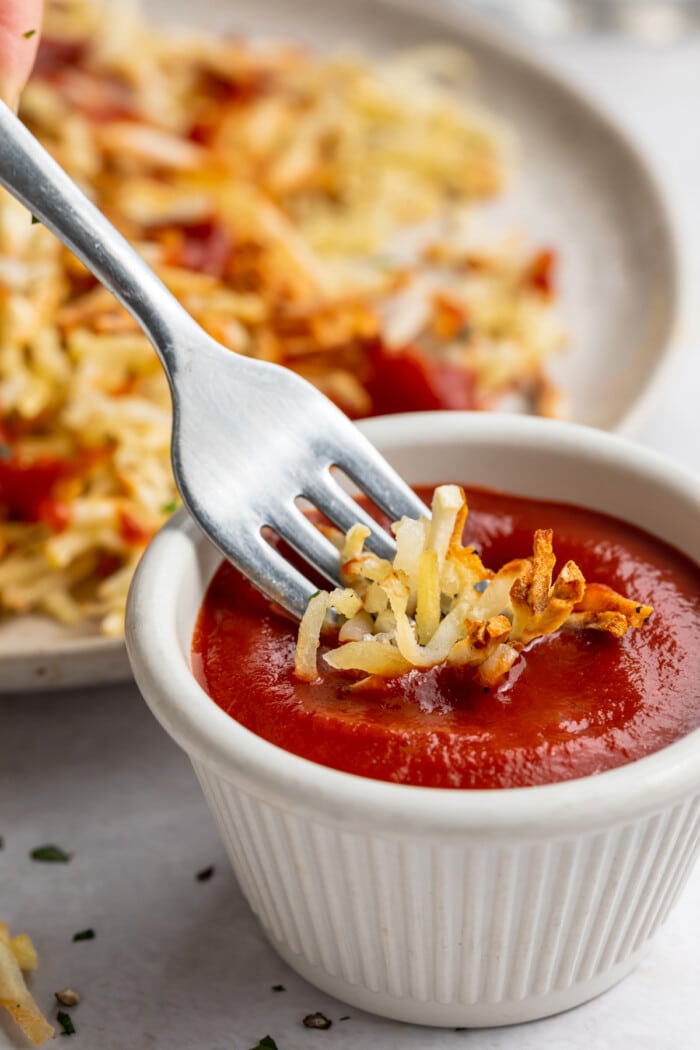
[125,413,700,1027]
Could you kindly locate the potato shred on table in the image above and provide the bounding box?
[0,0,565,635]
[0,922,53,1045]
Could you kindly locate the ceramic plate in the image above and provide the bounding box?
[1,0,678,693]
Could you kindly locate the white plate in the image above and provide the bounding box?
[0,616,130,694]
[1,0,678,693]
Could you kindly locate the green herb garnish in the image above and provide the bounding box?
[250,1038,279,1050]
[31,844,71,862]
[161,499,178,514]
[195,865,214,882]
[57,1011,76,1036]
[72,928,95,942]
[271,984,285,992]
[31,215,41,225]
[23,28,37,38]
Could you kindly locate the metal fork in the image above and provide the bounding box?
[0,101,428,619]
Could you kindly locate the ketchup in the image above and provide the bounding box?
[0,454,72,527]
[192,487,700,789]
[365,344,476,415]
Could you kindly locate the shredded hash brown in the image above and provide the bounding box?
[0,922,53,1045]
[295,486,653,686]
[0,0,565,635]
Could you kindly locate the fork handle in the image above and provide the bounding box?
[0,100,201,375]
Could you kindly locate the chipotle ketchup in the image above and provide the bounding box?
[192,487,700,789]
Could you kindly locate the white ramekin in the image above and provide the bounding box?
[125,413,700,1028]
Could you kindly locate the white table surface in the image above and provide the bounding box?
[2,15,700,1050]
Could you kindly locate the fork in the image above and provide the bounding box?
[0,101,428,619]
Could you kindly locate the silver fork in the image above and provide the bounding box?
[0,101,428,619]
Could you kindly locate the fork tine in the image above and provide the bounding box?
[303,471,397,562]
[222,526,319,621]
[186,497,322,619]
[330,429,430,524]
[267,503,346,587]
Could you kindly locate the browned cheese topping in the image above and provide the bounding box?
[295,486,652,686]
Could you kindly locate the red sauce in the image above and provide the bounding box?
[527,248,557,297]
[194,488,700,790]
[168,221,233,280]
[0,455,69,523]
[365,344,476,415]
[34,38,88,79]
[192,482,700,789]
[0,446,110,529]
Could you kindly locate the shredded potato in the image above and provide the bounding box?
[294,487,653,685]
[0,923,53,1045]
[0,0,565,635]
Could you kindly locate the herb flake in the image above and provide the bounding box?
[0,835,4,849]
[0,443,12,460]
[196,865,214,882]
[271,984,285,992]
[161,499,178,514]
[72,928,95,942]
[23,28,37,38]
[249,1038,278,1050]
[31,844,71,862]
[56,1011,76,1036]
[31,214,41,225]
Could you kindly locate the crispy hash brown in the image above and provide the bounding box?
[295,486,653,686]
[0,0,565,634]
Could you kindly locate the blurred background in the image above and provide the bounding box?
[464,0,699,469]
[468,0,700,38]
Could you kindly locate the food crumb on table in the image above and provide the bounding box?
[303,1011,333,1029]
